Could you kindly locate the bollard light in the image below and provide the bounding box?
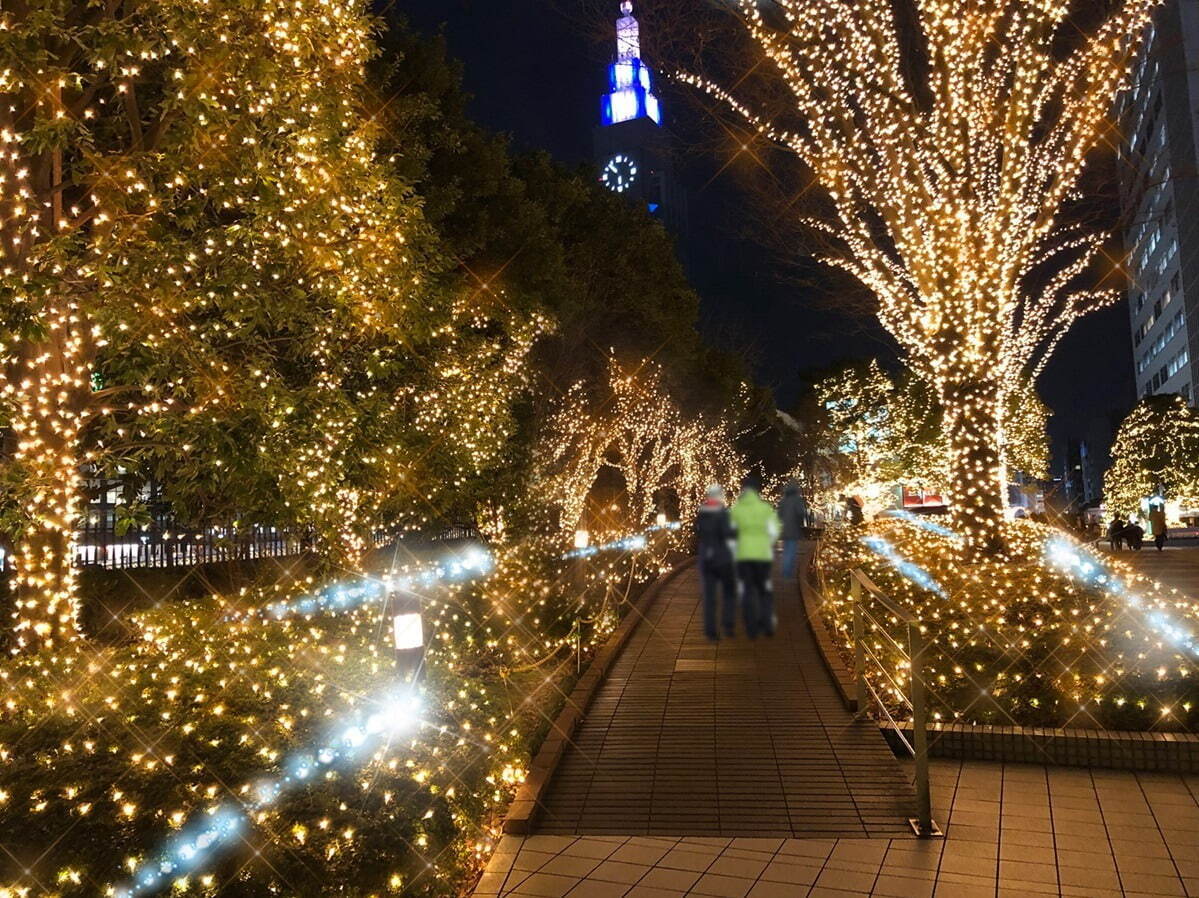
[387,580,425,683]
[393,611,423,652]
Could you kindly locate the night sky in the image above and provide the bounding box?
[399,0,1136,470]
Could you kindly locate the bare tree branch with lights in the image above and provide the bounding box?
[680,0,1159,556]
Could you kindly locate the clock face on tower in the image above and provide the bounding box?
[601,154,638,193]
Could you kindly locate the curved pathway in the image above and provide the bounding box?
[535,557,916,838]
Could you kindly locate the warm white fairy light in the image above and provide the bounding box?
[795,363,1048,516]
[0,0,549,646]
[1105,394,1199,516]
[535,355,745,535]
[682,0,1160,554]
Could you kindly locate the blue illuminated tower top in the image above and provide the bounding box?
[600,1,661,127]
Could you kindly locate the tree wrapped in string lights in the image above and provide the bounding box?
[683,0,1158,555]
[796,362,1047,517]
[1105,393,1199,516]
[534,356,745,536]
[0,0,438,650]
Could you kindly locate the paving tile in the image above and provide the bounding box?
[637,868,703,892]
[589,861,653,885]
[871,873,936,898]
[744,883,800,898]
[516,872,587,896]
[687,873,756,898]
[469,553,1199,898]
[533,565,915,838]
[626,887,684,898]
[564,881,630,898]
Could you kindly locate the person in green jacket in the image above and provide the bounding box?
[729,474,780,637]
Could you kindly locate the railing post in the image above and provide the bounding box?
[850,574,866,716]
[907,623,941,838]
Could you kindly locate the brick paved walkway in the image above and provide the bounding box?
[1106,542,1199,601]
[476,758,1199,897]
[535,560,916,838]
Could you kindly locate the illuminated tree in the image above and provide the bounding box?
[534,356,744,536]
[1105,394,1199,515]
[0,0,429,650]
[796,362,1048,515]
[685,0,1158,555]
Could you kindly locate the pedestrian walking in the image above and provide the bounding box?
[730,474,780,638]
[1148,503,1168,552]
[1108,516,1125,551]
[777,480,808,578]
[1123,519,1145,551]
[695,484,737,641]
[842,494,865,525]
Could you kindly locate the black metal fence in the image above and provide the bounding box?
[4,481,481,572]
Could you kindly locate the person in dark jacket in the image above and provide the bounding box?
[1108,516,1125,551]
[842,494,865,525]
[1122,520,1145,551]
[695,484,736,640]
[777,480,808,578]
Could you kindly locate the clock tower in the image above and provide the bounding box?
[594,1,686,236]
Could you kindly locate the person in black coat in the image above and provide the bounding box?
[1122,520,1145,551]
[777,480,808,578]
[695,484,737,640]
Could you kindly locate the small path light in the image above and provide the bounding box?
[387,578,425,683]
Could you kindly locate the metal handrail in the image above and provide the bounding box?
[850,569,943,838]
[850,568,917,624]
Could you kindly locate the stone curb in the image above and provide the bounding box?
[501,558,693,835]
[799,553,858,712]
[804,544,1199,774]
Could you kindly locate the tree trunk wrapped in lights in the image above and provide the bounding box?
[943,377,1007,556]
[1,0,432,650]
[534,355,745,536]
[7,319,88,649]
[683,0,1159,556]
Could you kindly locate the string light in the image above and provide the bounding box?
[1,0,548,653]
[535,354,746,535]
[681,0,1159,554]
[1104,393,1199,517]
[818,516,1198,732]
[792,363,1047,518]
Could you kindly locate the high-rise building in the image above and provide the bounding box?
[593,1,686,235]
[1119,2,1199,404]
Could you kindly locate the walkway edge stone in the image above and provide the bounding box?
[500,558,693,835]
[800,552,858,712]
[805,539,1199,774]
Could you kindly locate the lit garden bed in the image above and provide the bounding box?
[815,517,1199,733]
[0,540,665,896]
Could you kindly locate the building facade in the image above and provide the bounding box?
[1119,1,1199,403]
[593,1,686,236]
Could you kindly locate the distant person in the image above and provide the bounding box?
[1122,520,1145,551]
[1108,516,1125,551]
[730,474,781,638]
[695,484,736,641]
[777,480,808,578]
[842,494,865,525]
[1149,504,1168,552]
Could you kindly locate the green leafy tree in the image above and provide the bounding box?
[0,0,431,650]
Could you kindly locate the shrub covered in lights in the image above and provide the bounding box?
[0,533,676,896]
[816,517,1199,733]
